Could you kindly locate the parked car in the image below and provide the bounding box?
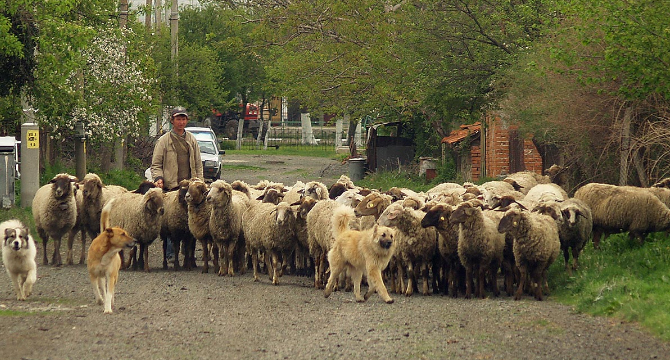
[197,139,224,181]
[145,127,225,182]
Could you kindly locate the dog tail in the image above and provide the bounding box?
[331,206,356,239]
[100,198,115,233]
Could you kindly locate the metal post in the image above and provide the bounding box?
[20,123,40,208]
[74,121,87,181]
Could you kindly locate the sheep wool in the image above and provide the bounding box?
[32,173,78,266]
[497,207,560,301]
[208,180,251,276]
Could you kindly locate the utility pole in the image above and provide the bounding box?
[114,0,129,170]
[145,0,152,30]
[170,0,179,87]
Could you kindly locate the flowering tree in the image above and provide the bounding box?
[37,26,156,144]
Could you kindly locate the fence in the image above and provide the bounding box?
[225,124,351,151]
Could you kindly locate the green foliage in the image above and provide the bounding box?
[356,167,435,193]
[432,157,458,184]
[549,233,670,341]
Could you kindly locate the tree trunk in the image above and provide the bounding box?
[619,106,633,186]
[632,146,648,187]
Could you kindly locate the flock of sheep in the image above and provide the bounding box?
[30,166,670,302]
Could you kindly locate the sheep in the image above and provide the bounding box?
[101,188,165,272]
[32,173,78,266]
[207,180,251,277]
[427,182,465,196]
[479,180,525,209]
[306,199,359,289]
[420,203,463,297]
[160,179,195,270]
[503,170,550,195]
[291,197,318,276]
[259,187,285,204]
[378,202,438,296]
[354,191,393,230]
[574,183,670,248]
[66,173,128,265]
[283,180,306,205]
[334,188,364,208]
[303,181,329,200]
[448,200,505,299]
[652,177,670,188]
[497,206,560,301]
[524,183,568,206]
[185,179,215,273]
[535,198,593,275]
[243,201,297,284]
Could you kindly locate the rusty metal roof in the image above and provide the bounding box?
[441,122,481,144]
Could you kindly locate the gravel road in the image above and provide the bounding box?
[1,154,668,360]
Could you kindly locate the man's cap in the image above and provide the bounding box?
[171,106,188,117]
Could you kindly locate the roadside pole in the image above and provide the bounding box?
[20,123,39,208]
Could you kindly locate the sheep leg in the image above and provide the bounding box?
[217,242,228,277]
[251,250,260,282]
[397,263,406,295]
[531,267,544,301]
[142,243,150,272]
[464,264,474,299]
[448,264,458,298]
[270,250,282,285]
[477,264,487,299]
[489,261,500,297]
[571,247,580,272]
[515,265,527,301]
[228,242,238,276]
[200,239,210,273]
[563,246,572,275]
[420,262,430,295]
[323,260,343,298]
[66,229,77,265]
[592,229,603,249]
[52,236,62,266]
[212,243,220,273]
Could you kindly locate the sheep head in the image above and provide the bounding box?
[82,173,103,200]
[421,203,453,229]
[497,208,523,234]
[295,197,317,220]
[144,188,165,216]
[355,192,391,217]
[328,182,348,199]
[185,180,209,206]
[449,201,481,224]
[49,173,77,199]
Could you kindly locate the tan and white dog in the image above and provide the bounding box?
[87,211,135,313]
[1,219,37,301]
[324,207,397,304]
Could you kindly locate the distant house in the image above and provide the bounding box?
[441,113,544,182]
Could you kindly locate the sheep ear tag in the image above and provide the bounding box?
[440,216,445,221]
[367,201,375,209]
[513,221,518,227]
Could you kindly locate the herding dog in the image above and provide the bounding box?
[1,219,37,301]
[87,210,135,314]
[324,207,397,303]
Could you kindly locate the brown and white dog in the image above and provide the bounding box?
[87,211,135,313]
[324,207,397,304]
[1,219,37,301]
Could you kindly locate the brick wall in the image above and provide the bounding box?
[482,113,543,179]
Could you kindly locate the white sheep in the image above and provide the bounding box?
[207,180,251,277]
[574,183,670,248]
[291,196,318,276]
[185,179,215,273]
[503,170,550,195]
[243,201,297,284]
[479,180,525,209]
[497,206,560,301]
[524,183,568,206]
[449,200,505,299]
[32,173,78,266]
[303,181,329,201]
[101,188,165,272]
[283,180,306,205]
[378,202,438,296]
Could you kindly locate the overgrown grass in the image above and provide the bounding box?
[222,164,266,171]
[548,232,670,341]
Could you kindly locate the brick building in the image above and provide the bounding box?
[441,113,544,182]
